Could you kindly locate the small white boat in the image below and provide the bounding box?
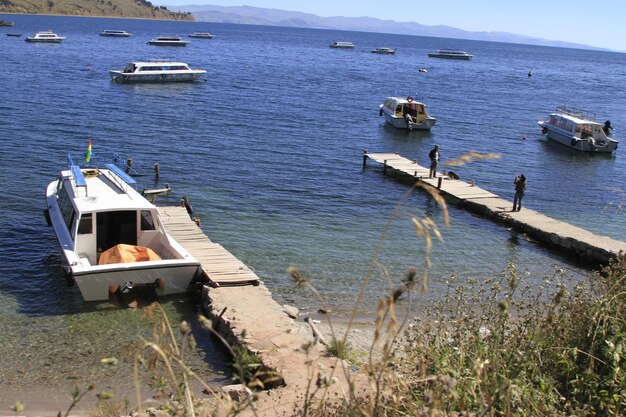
[44,152,201,301]
[25,30,65,43]
[538,106,618,153]
[329,41,354,49]
[188,32,214,39]
[428,49,473,60]
[147,36,189,46]
[99,30,132,37]
[109,61,207,83]
[379,96,437,131]
[418,68,428,73]
[371,47,396,55]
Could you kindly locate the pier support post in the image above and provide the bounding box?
[437,177,442,189]
[154,162,160,179]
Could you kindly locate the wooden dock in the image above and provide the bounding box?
[363,151,626,265]
[159,205,259,286]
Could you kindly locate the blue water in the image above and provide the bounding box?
[1,14,626,396]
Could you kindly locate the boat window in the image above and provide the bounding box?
[78,213,93,234]
[57,184,76,231]
[140,210,156,231]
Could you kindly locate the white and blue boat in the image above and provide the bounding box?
[44,151,200,301]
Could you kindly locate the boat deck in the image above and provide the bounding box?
[159,205,260,286]
[364,151,626,265]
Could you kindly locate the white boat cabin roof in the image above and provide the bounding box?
[62,167,155,214]
[130,61,189,67]
[552,111,602,126]
[385,96,426,105]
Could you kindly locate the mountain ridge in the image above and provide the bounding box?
[173,4,604,51]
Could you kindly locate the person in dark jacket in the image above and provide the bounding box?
[512,174,526,212]
[428,145,440,178]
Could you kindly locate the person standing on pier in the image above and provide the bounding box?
[428,145,440,178]
[512,174,526,212]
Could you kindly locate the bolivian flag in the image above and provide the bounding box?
[85,140,93,163]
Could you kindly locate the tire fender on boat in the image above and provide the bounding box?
[379,107,383,117]
[161,74,167,80]
[122,75,129,81]
[571,138,578,147]
[541,127,547,134]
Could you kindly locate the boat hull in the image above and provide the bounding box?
[383,113,435,131]
[148,41,188,46]
[26,38,64,43]
[110,71,206,83]
[427,53,471,60]
[72,262,200,301]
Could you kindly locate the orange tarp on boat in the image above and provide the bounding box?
[98,244,161,265]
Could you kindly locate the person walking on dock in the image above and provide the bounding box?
[512,174,526,211]
[428,145,440,178]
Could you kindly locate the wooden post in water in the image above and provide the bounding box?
[383,159,388,174]
[154,162,160,180]
[362,149,368,169]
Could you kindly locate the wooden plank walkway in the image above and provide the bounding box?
[159,206,259,287]
[363,151,626,265]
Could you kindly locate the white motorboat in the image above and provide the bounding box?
[109,61,207,83]
[189,32,214,39]
[427,49,473,60]
[25,30,65,43]
[99,30,132,37]
[371,47,396,55]
[147,36,189,46]
[538,106,618,153]
[329,41,354,49]
[379,96,437,131]
[44,152,201,301]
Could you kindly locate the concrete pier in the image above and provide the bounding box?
[160,205,359,415]
[363,151,626,266]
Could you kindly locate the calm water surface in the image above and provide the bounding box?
[1,14,625,397]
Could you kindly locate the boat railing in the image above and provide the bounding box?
[67,154,88,196]
[556,105,596,121]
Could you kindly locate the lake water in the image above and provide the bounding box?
[1,14,625,402]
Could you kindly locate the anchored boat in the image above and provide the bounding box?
[379,96,437,131]
[109,61,206,83]
[427,49,473,60]
[99,30,132,37]
[44,151,200,301]
[147,36,189,46]
[538,106,618,153]
[25,30,65,43]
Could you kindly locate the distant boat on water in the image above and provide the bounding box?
[0,20,15,26]
[428,49,473,60]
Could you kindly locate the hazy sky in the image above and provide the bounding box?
[154,0,624,51]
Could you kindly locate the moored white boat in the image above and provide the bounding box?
[329,41,354,48]
[109,61,207,83]
[189,32,214,39]
[371,47,396,55]
[44,151,201,301]
[25,30,65,43]
[99,30,132,37]
[379,96,437,131]
[538,106,618,153]
[427,49,473,60]
[147,36,189,46]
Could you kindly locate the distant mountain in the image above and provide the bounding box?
[0,0,193,21]
[172,4,602,50]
